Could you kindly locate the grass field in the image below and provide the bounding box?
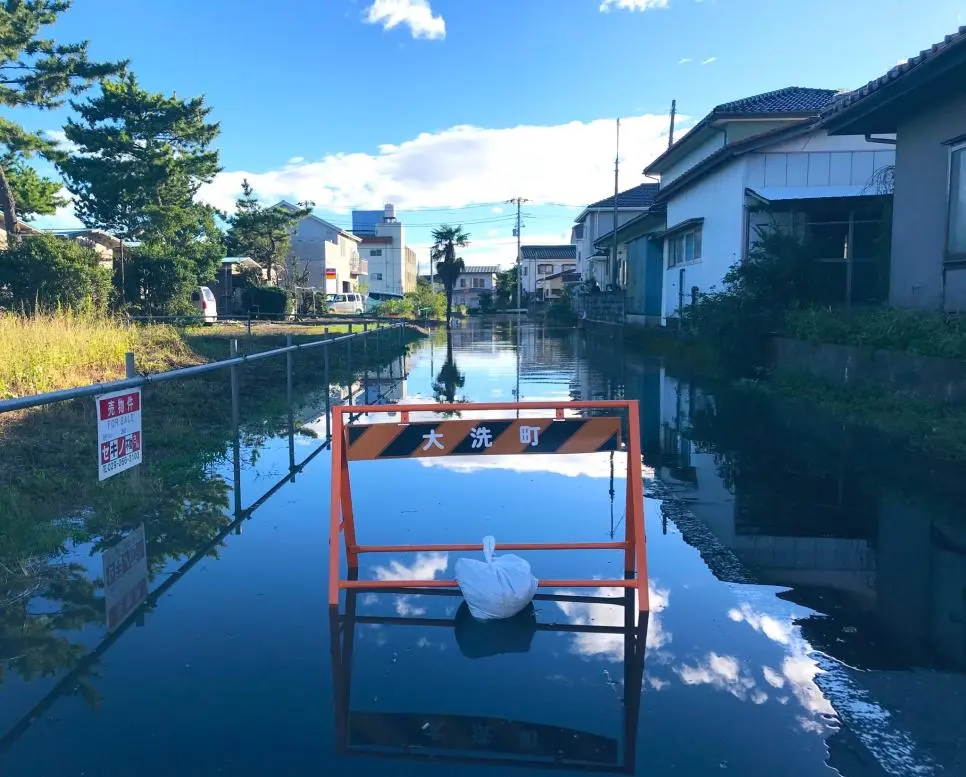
[0,314,398,399]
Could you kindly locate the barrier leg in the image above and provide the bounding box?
[340,447,358,570]
[624,456,636,576]
[627,402,649,612]
[328,408,345,606]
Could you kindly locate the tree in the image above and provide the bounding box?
[225,182,311,285]
[431,224,469,326]
[58,75,224,311]
[4,157,67,220]
[0,0,126,243]
[495,266,519,310]
[432,333,466,416]
[0,233,111,313]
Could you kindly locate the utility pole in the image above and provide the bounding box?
[668,100,677,148]
[506,197,529,309]
[611,118,621,290]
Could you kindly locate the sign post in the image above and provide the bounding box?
[96,386,143,481]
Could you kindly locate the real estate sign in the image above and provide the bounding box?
[102,523,149,631]
[95,387,142,481]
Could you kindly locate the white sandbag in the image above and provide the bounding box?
[455,536,538,621]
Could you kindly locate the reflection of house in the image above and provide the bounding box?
[519,245,577,296]
[571,184,659,288]
[280,202,366,293]
[822,26,966,311]
[452,266,497,310]
[352,204,417,298]
[644,87,895,322]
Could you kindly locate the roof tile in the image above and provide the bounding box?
[586,183,660,211]
[520,245,577,260]
[713,86,841,115]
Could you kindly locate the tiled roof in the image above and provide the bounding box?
[822,26,966,121]
[586,183,660,211]
[462,265,500,274]
[520,245,577,260]
[713,87,840,116]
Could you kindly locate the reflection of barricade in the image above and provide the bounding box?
[330,587,647,773]
[327,400,649,611]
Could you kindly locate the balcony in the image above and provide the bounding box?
[350,256,368,276]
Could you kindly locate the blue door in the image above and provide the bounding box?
[644,239,664,317]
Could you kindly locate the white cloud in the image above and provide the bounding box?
[365,0,446,40]
[31,187,84,231]
[287,156,305,165]
[42,129,81,155]
[198,113,677,218]
[701,57,717,65]
[677,57,692,64]
[490,206,503,214]
[600,0,670,11]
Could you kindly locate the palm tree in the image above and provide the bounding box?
[431,225,470,326]
[432,334,466,417]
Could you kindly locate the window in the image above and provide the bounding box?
[522,266,528,276]
[563,264,576,272]
[537,263,553,275]
[472,277,485,288]
[369,249,383,256]
[372,272,383,281]
[459,278,466,288]
[949,145,966,256]
[667,227,702,268]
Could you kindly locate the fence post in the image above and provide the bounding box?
[348,322,353,335]
[286,334,295,472]
[247,312,252,337]
[124,352,140,489]
[324,341,331,442]
[230,339,242,516]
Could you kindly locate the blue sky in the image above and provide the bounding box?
[21,0,966,268]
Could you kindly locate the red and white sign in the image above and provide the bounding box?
[102,524,149,630]
[96,387,143,481]
[325,268,337,278]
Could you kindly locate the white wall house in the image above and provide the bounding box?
[571,184,659,288]
[281,203,366,294]
[519,245,577,296]
[644,87,896,323]
[352,204,418,298]
[452,265,498,310]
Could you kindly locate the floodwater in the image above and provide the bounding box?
[1,321,964,776]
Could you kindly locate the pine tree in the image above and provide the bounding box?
[226,181,312,285]
[0,0,125,242]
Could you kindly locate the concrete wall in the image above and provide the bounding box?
[573,291,624,323]
[663,158,746,319]
[289,216,358,293]
[891,91,966,311]
[772,337,966,406]
[363,220,408,297]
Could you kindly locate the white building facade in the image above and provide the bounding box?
[352,204,418,298]
[282,203,366,294]
[452,266,498,310]
[519,245,577,296]
[645,88,895,323]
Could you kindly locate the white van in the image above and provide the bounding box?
[191,286,217,323]
[327,292,364,315]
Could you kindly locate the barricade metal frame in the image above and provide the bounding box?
[327,399,649,612]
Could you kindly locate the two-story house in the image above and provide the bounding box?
[571,184,660,288]
[280,202,366,294]
[451,265,498,310]
[519,245,577,297]
[644,87,896,323]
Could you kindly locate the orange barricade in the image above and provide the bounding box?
[328,400,649,612]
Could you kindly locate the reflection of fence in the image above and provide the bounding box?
[328,399,649,612]
[330,587,647,773]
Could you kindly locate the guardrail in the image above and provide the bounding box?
[0,323,408,415]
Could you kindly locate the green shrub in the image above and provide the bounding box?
[0,234,111,314]
[242,286,293,319]
[784,307,966,361]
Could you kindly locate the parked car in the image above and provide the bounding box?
[191,285,217,323]
[327,292,364,315]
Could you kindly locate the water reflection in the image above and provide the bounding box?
[330,587,647,772]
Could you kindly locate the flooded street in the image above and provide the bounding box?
[1,321,964,776]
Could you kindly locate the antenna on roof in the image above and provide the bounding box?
[668,100,677,148]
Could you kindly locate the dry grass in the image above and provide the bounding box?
[0,312,199,399]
